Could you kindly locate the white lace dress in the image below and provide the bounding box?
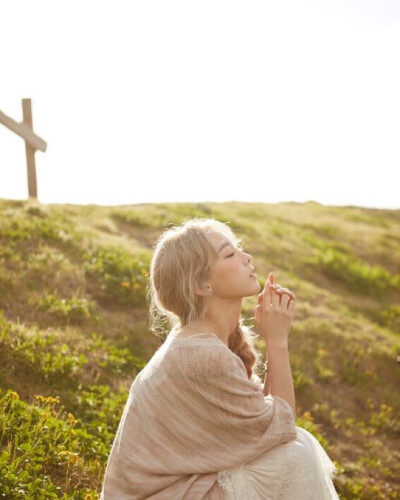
[217,426,339,500]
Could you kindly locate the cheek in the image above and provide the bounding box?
[212,261,239,285]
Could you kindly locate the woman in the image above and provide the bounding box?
[101,218,338,499]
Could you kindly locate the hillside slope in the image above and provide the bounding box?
[0,198,399,499]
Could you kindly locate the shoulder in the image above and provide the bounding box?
[167,338,247,379]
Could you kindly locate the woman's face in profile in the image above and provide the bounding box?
[205,230,261,299]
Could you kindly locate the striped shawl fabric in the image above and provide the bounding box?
[101,334,296,499]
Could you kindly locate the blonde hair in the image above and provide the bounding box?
[149,218,261,379]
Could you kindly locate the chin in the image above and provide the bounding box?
[245,280,261,296]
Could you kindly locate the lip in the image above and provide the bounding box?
[249,268,257,278]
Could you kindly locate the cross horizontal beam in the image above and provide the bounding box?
[0,110,47,152]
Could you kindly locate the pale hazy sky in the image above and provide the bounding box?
[1,0,399,208]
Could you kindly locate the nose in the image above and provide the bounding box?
[242,250,251,263]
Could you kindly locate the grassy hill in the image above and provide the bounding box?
[0,198,399,499]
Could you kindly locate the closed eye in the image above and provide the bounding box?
[226,252,235,258]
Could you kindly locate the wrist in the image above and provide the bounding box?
[265,342,289,353]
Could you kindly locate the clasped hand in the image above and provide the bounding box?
[254,272,295,349]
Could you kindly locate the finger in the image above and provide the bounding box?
[272,290,280,308]
[288,299,295,314]
[278,287,294,298]
[275,287,295,301]
[264,279,271,309]
[274,287,285,305]
[257,293,264,305]
[267,274,274,302]
[281,294,290,309]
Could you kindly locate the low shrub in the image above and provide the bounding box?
[83,246,150,306]
[307,248,400,296]
[0,390,99,498]
[38,294,97,325]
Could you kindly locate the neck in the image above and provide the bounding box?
[180,298,242,346]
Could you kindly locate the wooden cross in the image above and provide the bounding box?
[0,99,47,199]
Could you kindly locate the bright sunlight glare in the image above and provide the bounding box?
[0,0,399,208]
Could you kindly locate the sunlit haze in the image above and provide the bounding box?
[1,0,399,209]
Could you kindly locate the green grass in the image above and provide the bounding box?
[0,198,399,498]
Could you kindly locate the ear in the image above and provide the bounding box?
[195,282,212,296]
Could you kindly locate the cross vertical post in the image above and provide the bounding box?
[22,98,38,198]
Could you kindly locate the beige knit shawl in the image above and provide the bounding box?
[101,333,296,499]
